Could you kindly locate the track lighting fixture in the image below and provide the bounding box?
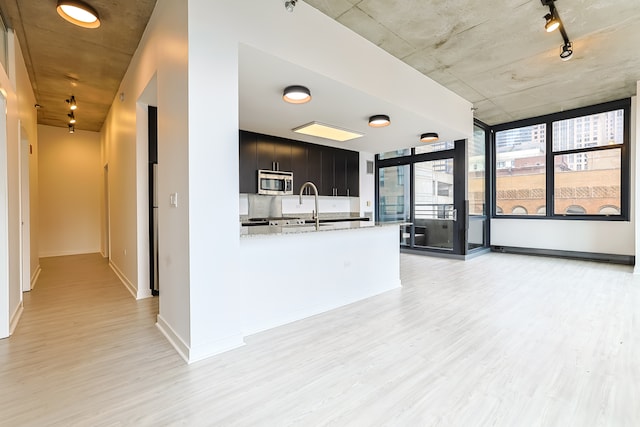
[420,132,439,143]
[68,124,75,134]
[560,42,573,61]
[66,95,77,110]
[368,115,390,128]
[283,85,311,104]
[544,12,559,32]
[57,0,100,28]
[540,0,574,61]
[285,0,296,13]
[68,111,76,124]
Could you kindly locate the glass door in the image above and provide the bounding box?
[413,158,456,251]
[378,164,411,246]
[377,140,468,256]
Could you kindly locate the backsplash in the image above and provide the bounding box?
[240,194,361,221]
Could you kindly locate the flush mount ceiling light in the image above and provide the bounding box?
[66,95,77,110]
[57,0,101,28]
[368,114,390,128]
[560,41,573,61]
[420,132,439,143]
[293,122,363,142]
[285,0,296,12]
[282,85,311,104]
[540,0,574,61]
[68,111,76,124]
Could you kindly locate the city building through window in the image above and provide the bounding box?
[492,99,630,220]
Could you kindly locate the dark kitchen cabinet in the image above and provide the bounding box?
[306,144,323,194]
[256,135,292,172]
[290,141,307,193]
[321,147,359,197]
[239,131,257,193]
[239,130,359,196]
[346,150,359,197]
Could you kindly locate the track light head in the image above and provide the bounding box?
[285,0,296,12]
[544,12,560,32]
[66,95,77,110]
[68,124,75,133]
[68,111,76,124]
[560,42,573,61]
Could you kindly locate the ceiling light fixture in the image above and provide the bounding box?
[66,95,77,110]
[68,111,76,124]
[544,12,560,32]
[368,115,390,128]
[420,132,439,143]
[56,0,101,28]
[560,42,573,61]
[68,124,75,134]
[282,85,311,104]
[285,0,296,13]
[293,122,363,142]
[541,0,574,61]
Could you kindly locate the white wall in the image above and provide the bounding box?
[491,96,637,257]
[38,125,101,257]
[359,152,376,218]
[14,36,38,289]
[0,31,37,338]
[100,0,190,334]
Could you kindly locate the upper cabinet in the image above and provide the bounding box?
[239,130,359,197]
[256,134,292,172]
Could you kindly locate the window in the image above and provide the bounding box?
[495,124,546,216]
[552,110,624,216]
[492,99,629,220]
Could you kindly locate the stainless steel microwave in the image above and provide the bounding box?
[257,170,293,195]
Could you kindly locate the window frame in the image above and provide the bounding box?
[491,98,631,221]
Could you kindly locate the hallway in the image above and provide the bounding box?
[1,252,639,425]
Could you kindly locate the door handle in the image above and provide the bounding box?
[452,208,457,221]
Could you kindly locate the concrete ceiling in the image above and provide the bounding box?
[0,0,156,132]
[0,0,637,139]
[304,0,640,125]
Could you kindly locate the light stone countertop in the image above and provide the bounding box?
[240,220,409,238]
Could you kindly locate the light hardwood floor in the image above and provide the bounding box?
[1,252,639,426]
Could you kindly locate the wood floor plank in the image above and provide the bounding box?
[0,252,639,426]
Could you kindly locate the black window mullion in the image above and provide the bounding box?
[546,120,553,217]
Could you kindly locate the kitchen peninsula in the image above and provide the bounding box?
[237,130,402,337]
[239,218,402,336]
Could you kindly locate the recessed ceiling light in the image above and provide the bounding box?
[368,115,390,127]
[56,0,101,29]
[420,132,439,143]
[293,122,363,142]
[283,85,311,104]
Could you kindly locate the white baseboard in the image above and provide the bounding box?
[9,301,24,335]
[156,315,190,363]
[39,248,101,258]
[30,265,42,290]
[156,315,245,364]
[109,261,137,299]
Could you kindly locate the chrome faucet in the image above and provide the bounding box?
[299,181,319,230]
